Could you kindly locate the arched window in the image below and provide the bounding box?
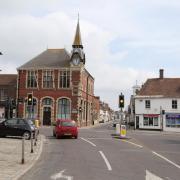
[57,98,70,119]
[25,98,38,119]
[42,98,53,106]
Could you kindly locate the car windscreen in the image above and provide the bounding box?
[27,120,34,126]
[61,121,76,127]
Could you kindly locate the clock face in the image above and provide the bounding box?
[72,56,80,65]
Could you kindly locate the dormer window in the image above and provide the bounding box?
[145,100,151,109]
[172,100,177,109]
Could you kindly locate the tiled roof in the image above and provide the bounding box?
[18,49,71,70]
[0,74,17,86]
[138,78,180,97]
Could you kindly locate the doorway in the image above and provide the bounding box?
[136,116,139,129]
[43,107,51,125]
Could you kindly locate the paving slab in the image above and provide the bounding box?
[0,135,44,180]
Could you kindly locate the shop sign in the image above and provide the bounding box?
[143,114,159,118]
[166,114,180,119]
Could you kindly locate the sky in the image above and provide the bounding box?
[0,0,180,110]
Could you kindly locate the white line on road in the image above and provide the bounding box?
[80,137,96,147]
[51,169,73,180]
[146,170,163,180]
[152,151,180,169]
[99,151,112,171]
[121,140,143,148]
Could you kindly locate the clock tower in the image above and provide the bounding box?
[71,17,85,66]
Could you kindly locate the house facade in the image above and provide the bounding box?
[0,74,17,119]
[17,19,98,126]
[134,69,180,132]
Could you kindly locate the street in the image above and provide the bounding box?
[19,123,180,180]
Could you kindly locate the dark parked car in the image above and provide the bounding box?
[0,118,36,140]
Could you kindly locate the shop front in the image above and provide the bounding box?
[142,114,160,129]
[164,113,180,132]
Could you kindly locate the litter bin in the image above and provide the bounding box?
[35,119,39,128]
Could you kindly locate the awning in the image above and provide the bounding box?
[143,114,159,118]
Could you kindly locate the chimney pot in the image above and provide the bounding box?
[159,69,164,79]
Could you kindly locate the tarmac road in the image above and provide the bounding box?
[19,123,180,180]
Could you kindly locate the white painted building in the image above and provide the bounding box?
[99,101,111,123]
[134,69,180,132]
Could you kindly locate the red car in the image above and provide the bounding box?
[53,119,78,139]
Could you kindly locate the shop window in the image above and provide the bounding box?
[143,117,148,126]
[166,114,180,128]
[143,116,159,126]
[154,117,159,126]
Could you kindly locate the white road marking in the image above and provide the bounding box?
[146,170,163,180]
[88,138,112,140]
[99,151,112,171]
[152,151,180,169]
[121,140,143,148]
[80,137,97,147]
[51,169,73,180]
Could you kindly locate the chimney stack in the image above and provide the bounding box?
[159,69,164,79]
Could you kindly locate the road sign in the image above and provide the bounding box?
[120,125,126,138]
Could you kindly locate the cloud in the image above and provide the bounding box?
[0,1,180,110]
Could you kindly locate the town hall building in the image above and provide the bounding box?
[17,19,99,126]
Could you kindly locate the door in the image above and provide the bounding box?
[4,119,18,136]
[136,116,139,129]
[43,107,51,125]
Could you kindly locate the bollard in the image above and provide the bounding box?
[31,133,34,153]
[21,136,25,164]
[116,124,120,135]
[34,130,37,146]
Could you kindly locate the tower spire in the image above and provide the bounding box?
[73,15,83,49]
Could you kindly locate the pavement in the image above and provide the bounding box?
[0,134,44,180]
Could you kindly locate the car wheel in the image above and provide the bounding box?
[74,135,78,139]
[0,134,6,138]
[23,131,31,140]
[53,131,56,137]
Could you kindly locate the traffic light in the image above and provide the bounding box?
[11,99,16,108]
[27,93,33,105]
[119,94,124,108]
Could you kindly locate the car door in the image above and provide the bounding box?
[4,119,18,136]
[16,119,27,136]
[0,121,9,136]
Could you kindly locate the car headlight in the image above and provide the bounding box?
[31,126,35,131]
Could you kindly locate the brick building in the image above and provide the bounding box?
[17,19,98,126]
[0,74,17,119]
